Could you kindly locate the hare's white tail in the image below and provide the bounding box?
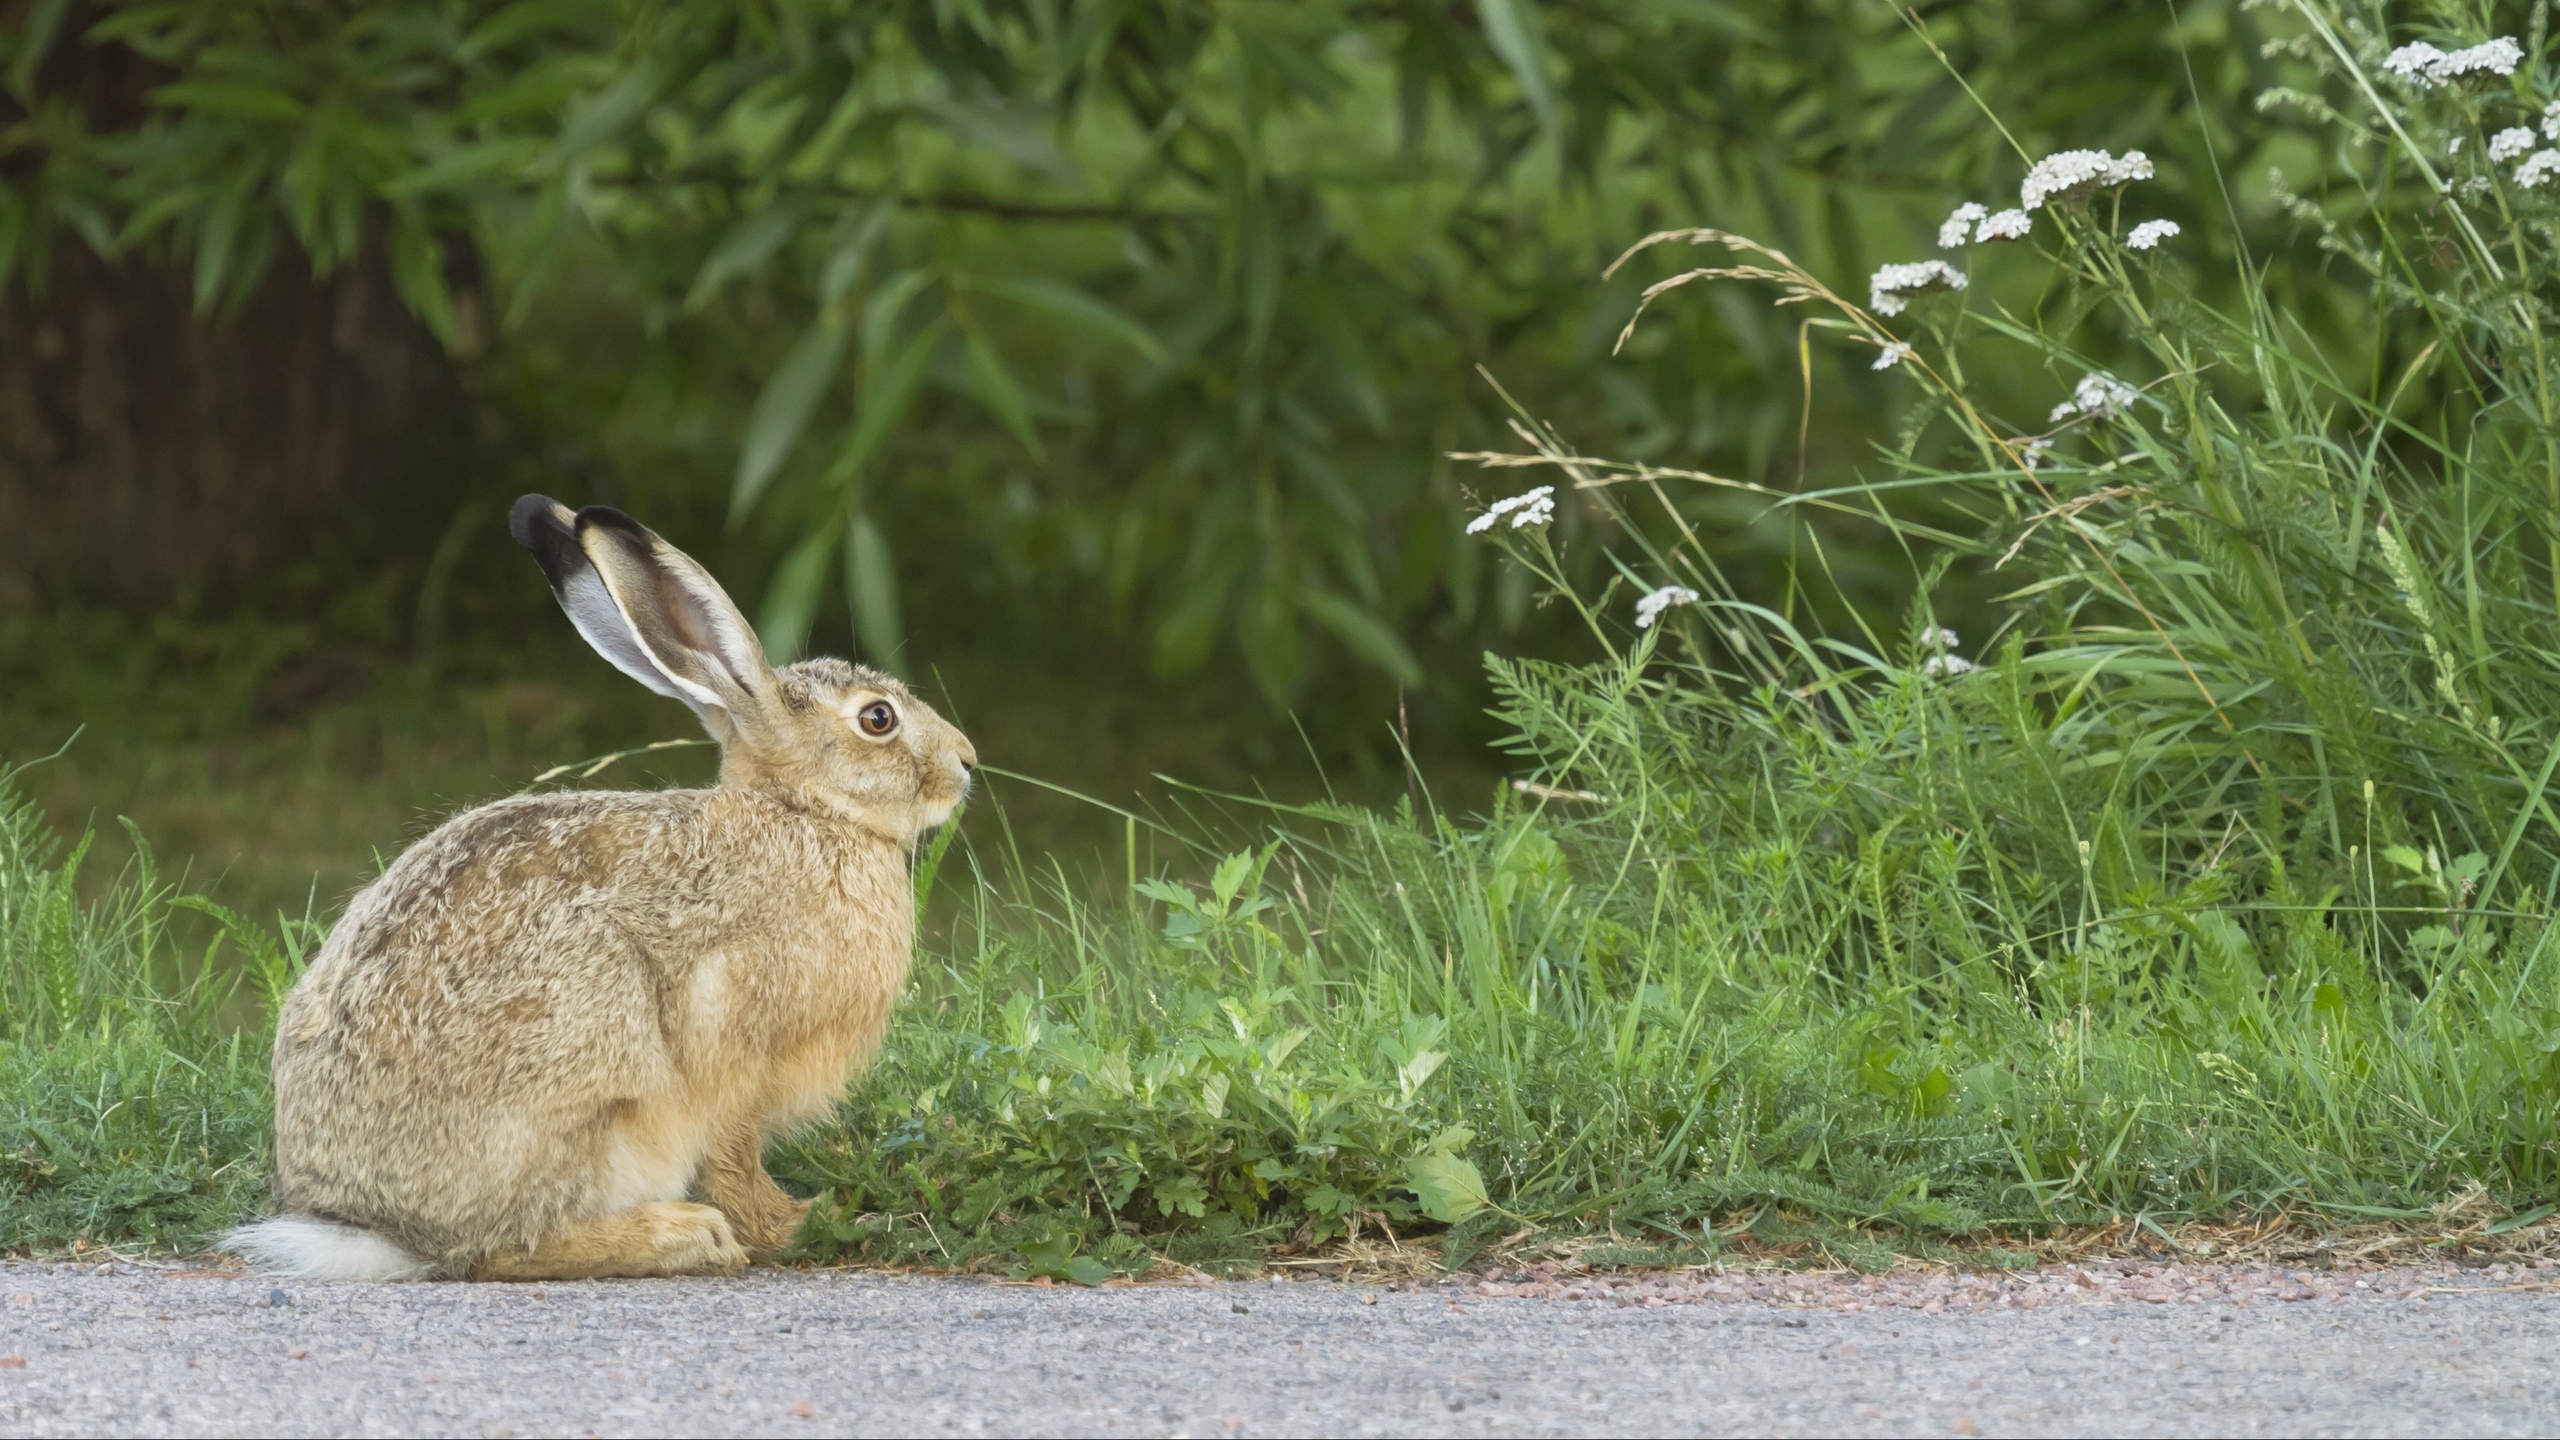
[225,1216,435,1281]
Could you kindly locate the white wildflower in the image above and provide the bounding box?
[2125,219,2181,251]
[1466,485,1555,535]
[1868,259,1967,316]
[1938,202,1988,249]
[2048,372,2140,424]
[2463,176,2495,196]
[1873,341,1915,371]
[1633,585,1700,629]
[1917,627,1974,676]
[2518,150,2560,189]
[2383,37,2522,88]
[2019,438,2054,471]
[2492,127,2539,162]
[1975,208,2034,242]
[2544,100,2560,140]
[2450,134,2466,155]
[2020,149,2153,210]
[2455,37,2524,77]
[2384,42,2447,85]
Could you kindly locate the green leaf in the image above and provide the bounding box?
[8,0,71,102]
[912,798,965,915]
[461,0,612,60]
[381,139,546,200]
[844,513,905,672]
[756,526,835,664]
[151,81,305,124]
[731,319,850,520]
[820,196,897,304]
[1064,1256,1114,1287]
[861,269,934,362]
[545,62,661,166]
[919,97,1082,186]
[687,197,814,310]
[1472,0,1559,142]
[967,275,1165,361]
[1301,591,1422,686]
[828,319,942,492]
[962,330,1044,458]
[1408,1148,1489,1223]
[387,217,460,351]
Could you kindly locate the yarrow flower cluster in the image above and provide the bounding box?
[2544,101,2560,140]
[1868,260,1967,316]
[2518,151,2560,190]
[2049,372,2140,424]
[2125,219,2181,251]
[1975,208,2033,242]
[1633,585,1700,629]
[2492,127,2539,162]
[2019,149,2153,210]
[1872,341,1914,371]
[1918,627,1975,677]
[2382,37,2522,89]
[1465,485,1554,534]
[1938,202,1988,248]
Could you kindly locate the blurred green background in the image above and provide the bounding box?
[0,0,2319,920]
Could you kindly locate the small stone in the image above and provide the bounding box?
[267,1288,292,1308]
[789,1399,817,1419]
[286,1347,310,1360]
[0,1354,24,1368]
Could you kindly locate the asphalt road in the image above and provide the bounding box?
[2,1262,2554,1437]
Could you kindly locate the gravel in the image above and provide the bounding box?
[3,1259,2557,1436]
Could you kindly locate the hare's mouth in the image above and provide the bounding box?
[916,762,972,831]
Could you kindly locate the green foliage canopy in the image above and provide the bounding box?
[2,0,2270,699]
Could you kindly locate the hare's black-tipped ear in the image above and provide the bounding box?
[510,493,702,713]
[569,505,776,730]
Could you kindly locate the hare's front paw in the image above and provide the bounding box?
[729,1195,813,1259]
[638,1201,750,1276]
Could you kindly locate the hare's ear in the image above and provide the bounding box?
[509,494,773,730]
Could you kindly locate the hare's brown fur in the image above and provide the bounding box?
[248,502,973,1280]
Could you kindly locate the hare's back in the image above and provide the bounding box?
[287,789,715,1075]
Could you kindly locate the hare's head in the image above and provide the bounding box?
[511,496,976,843]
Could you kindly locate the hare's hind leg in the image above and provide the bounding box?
[469,1202,748,1281]
[701,1123,811,1258]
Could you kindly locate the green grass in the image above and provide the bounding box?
[11,4,2560,1275]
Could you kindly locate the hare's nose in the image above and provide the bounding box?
[954,733,979,772]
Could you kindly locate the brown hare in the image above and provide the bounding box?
[228,496,974,1280]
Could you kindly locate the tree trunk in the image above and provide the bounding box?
[0,3,466,616]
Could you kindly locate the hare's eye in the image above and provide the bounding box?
[857,701,899,738]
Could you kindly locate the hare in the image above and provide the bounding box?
[227,496,974,1281]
